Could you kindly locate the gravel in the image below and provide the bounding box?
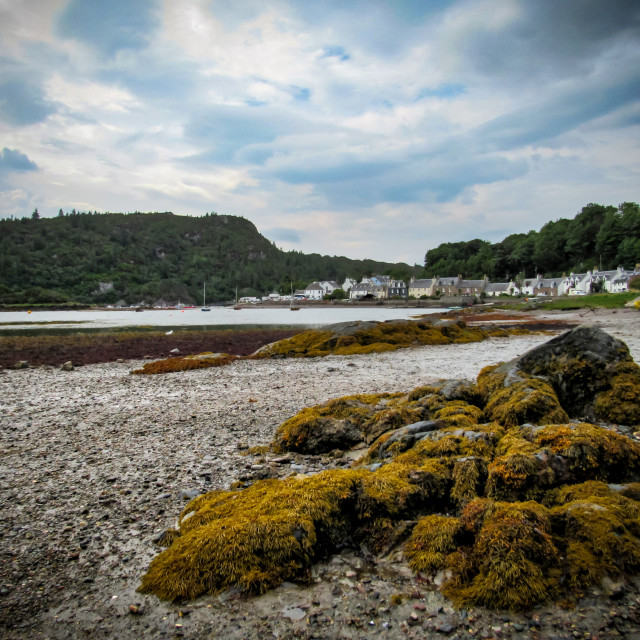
[1,308,640,639]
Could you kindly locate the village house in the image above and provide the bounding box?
[388,279,407,298]
[457,277,489,295]
[299,264,638,303]
[434,276,460,296]
[408,277,434,298]
[319,280,340,295]
[349,282,373,299]
[484,282,518,297]
[303,282,325,300]
[341,277,358,293]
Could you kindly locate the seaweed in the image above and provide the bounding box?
[483,374,569,428]
[130,352,236,375]
[442,500,559,610]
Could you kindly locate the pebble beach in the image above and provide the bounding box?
[2,308,640,639]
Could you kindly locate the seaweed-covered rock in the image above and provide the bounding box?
[140,327,640,611]
[509,325,637,422]
[272,393,411,454]
[252,317,514,359]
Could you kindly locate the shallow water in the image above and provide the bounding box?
[0,306,445,332]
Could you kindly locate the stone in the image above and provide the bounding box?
[14,360,29,369]
[170,348,180,354]
[61,361,74,371]
[511,325,633,418]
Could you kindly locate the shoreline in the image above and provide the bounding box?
[1,308,639,638]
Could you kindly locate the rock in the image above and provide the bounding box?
[280,417,363,455]
[375,420,443,459]
[61,361,74,371]
[180,489,200,500]
[601,576,626,599]
[170,348,180,354]
[282,607,306,621]
[407,612,421,626]
[14,360,29,369]
[511,325,633,418]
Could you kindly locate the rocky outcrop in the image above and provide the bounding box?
[139,326,640,611]
[252,317,522,359]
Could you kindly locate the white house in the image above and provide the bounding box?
[304,282,325,300]
[350,282,373,299]
[485,282,518,297]
[319,280,340,295]
[341,277,358,293]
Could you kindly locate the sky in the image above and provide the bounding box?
[0,0,639,265]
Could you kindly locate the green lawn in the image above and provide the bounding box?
[495,291,639,311]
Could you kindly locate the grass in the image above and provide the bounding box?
[496,292,638,311]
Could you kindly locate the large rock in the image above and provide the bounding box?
[505,325,636,422]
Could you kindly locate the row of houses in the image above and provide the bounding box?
[297,266,640,300]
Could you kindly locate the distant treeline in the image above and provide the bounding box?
[0,211,417,305]
[425,202,640,281]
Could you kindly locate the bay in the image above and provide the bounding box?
[0,306,446,333]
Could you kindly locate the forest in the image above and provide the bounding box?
[0,211,417,306]
[425,202,640,281]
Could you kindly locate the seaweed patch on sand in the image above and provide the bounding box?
[139,325,640,611]
[129,317,530,374]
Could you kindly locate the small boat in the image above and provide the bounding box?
[290,283,300,310]
[201,283,210,311]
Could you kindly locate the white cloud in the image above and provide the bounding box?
[0,0,638,266]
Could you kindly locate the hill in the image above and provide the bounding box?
[0,211,417,306]
[424,202,640,281]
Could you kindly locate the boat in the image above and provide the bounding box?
[201,283,210,311]
[290,283,300,310]
[233,286,242,310]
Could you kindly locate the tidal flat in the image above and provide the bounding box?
[1,308,640,639]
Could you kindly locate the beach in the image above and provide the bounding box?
[1,308,640,639]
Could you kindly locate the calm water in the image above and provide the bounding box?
[0,306,445,332]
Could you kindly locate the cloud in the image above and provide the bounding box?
[452,0,640,85]
[0,0,637,264]
[0,74,57,125]
[263,226,301,243]
[0,148,38,173]
[56,0,161,57]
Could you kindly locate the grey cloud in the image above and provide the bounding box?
[0,147,38,173]
[263,227,302,243]
[475,73,640,151]
[182,104,336,164]
[459,0,640,83]
[0,77,57,126]
[56,0,161,57]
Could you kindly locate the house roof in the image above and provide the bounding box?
[409,279,432,288]
[459,279,486,288]
[485,282,510,292]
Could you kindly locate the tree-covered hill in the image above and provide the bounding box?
[0,211,417,305]
[425,202,640,281]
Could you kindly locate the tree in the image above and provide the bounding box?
[31,208,40,220]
